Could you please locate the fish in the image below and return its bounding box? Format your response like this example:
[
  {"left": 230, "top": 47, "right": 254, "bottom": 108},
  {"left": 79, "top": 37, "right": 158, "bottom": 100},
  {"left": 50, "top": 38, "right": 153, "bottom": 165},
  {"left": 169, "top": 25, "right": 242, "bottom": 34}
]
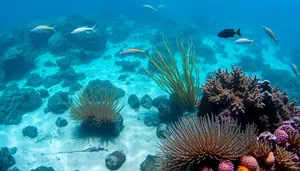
[
  {"left": 31, "top": 25, "right": 56, "bottom": 32},
  {"left": 157, "top": 5, "right": 166, "bottom": 9},
  {"left": 262, "top": 26, "right": 279, "bottom": 44},
  {"left": 119, "top": 48, "right": 148, "bottom": 55},
  {"left": 291, "top": 63, "right": 300, "bottom": 76},
  {"left": 142, "top": 5, "right": 157, "bottom": 12},
  {"left": 71, "top": 25, "right": 96, "bottom": 34},
  {"left": 217, "top": 28, "right": 241, "bottom": 38},
  {"left": 234, "top": 38, "right": 255, "bottom": 44}
]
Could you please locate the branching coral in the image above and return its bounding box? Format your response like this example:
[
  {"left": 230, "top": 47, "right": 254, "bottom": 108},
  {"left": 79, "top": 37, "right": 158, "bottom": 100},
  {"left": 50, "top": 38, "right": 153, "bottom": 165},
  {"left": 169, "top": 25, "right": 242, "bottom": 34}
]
[
  {"left": 70, "top": 86, "right": 125, "bottom": 127},
  {"left": 143, "top": 35, "right": 201, "bottom": 112},
  {"left": 155, "top": 114, "right": 257, "bottom": 171},
  {"left": 197, "top": 65, "right": 297, "bottom": 133}
]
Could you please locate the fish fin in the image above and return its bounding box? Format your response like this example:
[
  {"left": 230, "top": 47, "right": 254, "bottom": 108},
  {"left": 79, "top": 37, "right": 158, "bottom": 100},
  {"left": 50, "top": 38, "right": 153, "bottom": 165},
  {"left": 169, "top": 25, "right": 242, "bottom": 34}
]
[
  {"left": 52, "top": 25, "right": 57, "bottom": 32},
  {"left": 86, "top": 31, "right": 90, "bottom": 34},
  {"left": 91, "top": 24, "right": 96, "bottom": 32},
  {"left": 236, "top": 28, "right": 242, "bottom": 36},
  {"left": 144, "top": 48, "right": 151, "bottom": 57}
]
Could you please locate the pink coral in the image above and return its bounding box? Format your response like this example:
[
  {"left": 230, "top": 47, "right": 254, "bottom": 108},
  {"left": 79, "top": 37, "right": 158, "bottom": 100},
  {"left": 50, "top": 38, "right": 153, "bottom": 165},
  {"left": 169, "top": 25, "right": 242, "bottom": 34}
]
[
  {"left": 274, "top": 129, "right": 289, "bottom": 146},
  {"left": 199, "top": 167, "right": 214, "bottom": 171},
  {"left": 218, "top": 160, "right": 234, "bottom": 171},
  {"left": 239, "top": 155, "right": 259, "bottom": 171}
]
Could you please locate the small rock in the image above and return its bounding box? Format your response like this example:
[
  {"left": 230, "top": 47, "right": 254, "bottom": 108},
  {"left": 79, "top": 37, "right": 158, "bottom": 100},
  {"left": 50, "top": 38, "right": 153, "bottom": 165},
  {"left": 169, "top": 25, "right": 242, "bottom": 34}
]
[
  {"left": 141, "top": 94, "right": 152, "bottom": 109},
  {"left": 128, "top": 94, "right": 140, "bottom": 109},
  {"left": 0, "top": 147, "right": 16, "bottom": 170},
  {"left": 38, "top": 89, "right": 49, "bottom": 98},
  {"left": 152, "top": 95, "right": 169, "bottom": 108},
  {"left": 144, "top": 115, "right": 161, "bottom": 127},
  {"left": 55, "top": 117, "right": 68, "bottom": 127},
  {"left": 22, "top": 126, "right": 38, "bottom": 139},
  {"left": 105, "top": 151, "right": 126, "bottom": 170},
  {"left": 9, "top": 147, "right": 17, "bottom": 154},
  {"left": 26, "top": 73, "right": 43, "bottom": 87},
  {"left": 45, "top": 91, "right": 70, "bottom": 114},
  {"left": 140, "top": 155, "right": 158, "bottom": 171}
]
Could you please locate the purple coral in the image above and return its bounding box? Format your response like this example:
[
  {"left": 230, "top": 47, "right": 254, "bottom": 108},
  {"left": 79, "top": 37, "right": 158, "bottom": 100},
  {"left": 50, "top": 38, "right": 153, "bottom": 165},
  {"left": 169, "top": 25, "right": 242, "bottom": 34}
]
[
  {"left": 274, "top": 129, "right": 289, "bottom": 146},
  {"left": 197, "top": 66, "right": 297, "bottom": 133},
  {"left": 218, "top": 160, "right": 234, "bottom": 171}
]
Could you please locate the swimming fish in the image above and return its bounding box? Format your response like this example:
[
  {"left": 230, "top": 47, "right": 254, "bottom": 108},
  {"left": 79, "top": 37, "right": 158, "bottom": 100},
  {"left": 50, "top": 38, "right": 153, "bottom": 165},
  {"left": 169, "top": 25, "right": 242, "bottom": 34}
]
[
  {"left": 119, "top": 48, "right": 147, "bottom": 55},
  {"left": 31, "top": 25, "right": 56, "bottom": 32},
  {"left": 234, "top": 38, "right": 255, "bottom": 44},
  {"left": 157, "top": 5, "right": 166, "bottom": 9},
  {"left": 142, "top": 5, "right": 157, "bottom": 12},
  {"left": 262, "top": 26, "right": 279, "bottom": 44},
  {"left": 217, "top": 28, "right": 241, "bottom": 38},
  {"left": 71, "top": 25, "right": 96, "bottom": 34},
  {"left": 291, "top": 63, "right": 300, "bottom": 76}
]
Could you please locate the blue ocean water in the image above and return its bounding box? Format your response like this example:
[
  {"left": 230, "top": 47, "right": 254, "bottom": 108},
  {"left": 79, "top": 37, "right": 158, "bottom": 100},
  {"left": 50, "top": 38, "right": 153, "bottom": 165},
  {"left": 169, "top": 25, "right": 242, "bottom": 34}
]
[{"left": 0, "top": 0, "right": 300, "bottom": 170}]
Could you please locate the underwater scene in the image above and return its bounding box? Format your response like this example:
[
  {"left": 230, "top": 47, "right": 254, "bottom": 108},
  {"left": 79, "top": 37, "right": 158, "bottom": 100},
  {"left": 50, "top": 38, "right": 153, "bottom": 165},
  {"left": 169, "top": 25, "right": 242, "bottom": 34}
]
[{"left": 0, "top": 0, "right": 300, "bottom": 171}]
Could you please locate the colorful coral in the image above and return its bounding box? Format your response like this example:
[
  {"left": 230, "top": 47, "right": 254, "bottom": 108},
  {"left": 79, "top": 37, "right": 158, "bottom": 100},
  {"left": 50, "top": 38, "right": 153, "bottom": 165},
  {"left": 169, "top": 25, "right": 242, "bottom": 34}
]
[
  {"left": 217, "top": 160, "right": 234, "bottom": 171},
  {"left": 155, "top": 114, "right": 257, "bottom": 171},
  {"left": 197, "top": 66, "right": 297, "bottom": 133},
  {"left": 239, "top": 155, "right": 259, "bottom": 171}
]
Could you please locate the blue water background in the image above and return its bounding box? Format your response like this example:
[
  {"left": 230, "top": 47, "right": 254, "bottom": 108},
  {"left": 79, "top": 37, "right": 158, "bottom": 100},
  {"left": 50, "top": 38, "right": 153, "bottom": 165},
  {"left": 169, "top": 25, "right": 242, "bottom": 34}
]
[{"left": 0, "top": 0, "right": 299, "bottom": 52}]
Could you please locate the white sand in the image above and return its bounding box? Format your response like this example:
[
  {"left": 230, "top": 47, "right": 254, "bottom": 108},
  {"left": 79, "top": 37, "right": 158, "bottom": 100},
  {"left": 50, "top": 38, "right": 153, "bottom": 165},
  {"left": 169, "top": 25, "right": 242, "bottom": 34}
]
[{"left": 0, "top": 30, "right": 293, "bottom": 171}]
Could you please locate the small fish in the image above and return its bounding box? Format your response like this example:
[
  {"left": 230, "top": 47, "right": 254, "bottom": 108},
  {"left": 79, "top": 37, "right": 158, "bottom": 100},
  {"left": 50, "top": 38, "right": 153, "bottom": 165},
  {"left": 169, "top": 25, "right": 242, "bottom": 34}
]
[
  {"left": 234, "top": 38, "right": 255, "bottom": 44},
  {"left": 291, "top": 63, "right": 300, "bottom": 76},
  {"left": 71, "top": 25, "right": 96, "bottom": 34},
  {"left": 31, "top": 25, "right": 56, "bottom": 32},
  {"left": 157, "top": 5, "right": 166, "bottom": 9},
  {"left": 142, "top": 5, "right": 157, "bottom": 12},
  {"left": 119, "top": 48, "right": 147, "bottom": 55},
  {"left": 217, "top": 28, "right": 241, "bottom": 38},
  {"left": 262, "top": 26, "right": 279, "bottom": 44}
]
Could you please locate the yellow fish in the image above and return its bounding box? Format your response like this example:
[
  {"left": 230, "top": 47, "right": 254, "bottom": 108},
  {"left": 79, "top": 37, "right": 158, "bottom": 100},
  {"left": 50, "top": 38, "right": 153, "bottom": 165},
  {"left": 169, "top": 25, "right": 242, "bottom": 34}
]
[{"left": 31, "top": 25, "right": 56, "bottom": 32}]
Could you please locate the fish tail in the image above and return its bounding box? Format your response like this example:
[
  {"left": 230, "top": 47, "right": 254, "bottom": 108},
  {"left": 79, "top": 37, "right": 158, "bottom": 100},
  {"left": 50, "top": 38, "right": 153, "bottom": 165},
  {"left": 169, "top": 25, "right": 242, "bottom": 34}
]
[
  {"left": 52, "top": 25, "right": 57, "bottom": 32},
  {"left": 144, "top": 48, "right": 151, "bottom": 57},
  {"left": 91, "top": 24, "right": 96, "bottom": 32},
  {"left": 236, "top": 28, "right": 242, "bottom": 36}
]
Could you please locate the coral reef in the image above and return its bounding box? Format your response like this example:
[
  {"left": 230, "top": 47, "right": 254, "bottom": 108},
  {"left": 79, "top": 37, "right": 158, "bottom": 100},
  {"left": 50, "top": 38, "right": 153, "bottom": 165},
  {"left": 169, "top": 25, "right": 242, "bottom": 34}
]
[
  {"left": 197, "top": 66, "right": 297, "bottom": 133},
  {"left": 155, "top": 114, "right": 257, "bottom": 171}
]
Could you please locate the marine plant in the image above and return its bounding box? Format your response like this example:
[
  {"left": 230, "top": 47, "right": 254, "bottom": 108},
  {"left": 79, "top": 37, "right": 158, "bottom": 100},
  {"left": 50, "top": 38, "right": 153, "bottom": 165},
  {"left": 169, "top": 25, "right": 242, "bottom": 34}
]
[
  {"left": 70, "top": 86, "right": 125, "bottom": 127},
  {"left": 155, "top": 114, "right": 257, "bottom": 171},
  {"left": 143, "top": 35, "right": 200, "bottom": 112}
]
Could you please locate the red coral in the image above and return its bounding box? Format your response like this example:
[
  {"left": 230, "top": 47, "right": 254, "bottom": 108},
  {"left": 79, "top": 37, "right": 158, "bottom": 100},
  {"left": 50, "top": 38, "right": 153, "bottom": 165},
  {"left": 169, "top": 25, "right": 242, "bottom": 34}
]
[{"left": 197, "top": 66, "right": 297, "bottom": 133}]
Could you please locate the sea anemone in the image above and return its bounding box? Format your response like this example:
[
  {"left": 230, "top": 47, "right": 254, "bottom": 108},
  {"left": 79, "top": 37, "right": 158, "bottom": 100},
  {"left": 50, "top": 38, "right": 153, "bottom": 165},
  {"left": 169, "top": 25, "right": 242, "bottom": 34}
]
[
  {"left": 239, "top": 155, "right": 259, "bottom": 171},
  {"left": 287, "top": 131, "right": 300, "bottom": 155},
  {"left": 70, "top": 86, "right": 125, "bottom": 127},
  {"left": 156, "top": 114, "right": 257, "bottom": 171},
  {"left": 274, "top": 145, "right": 300, "bottom": 170},
  {"left": 265, "top": 152, "right": 275, "bottom": 167},
  {"left": 251, "top": 139, "right": 272, "bottom": 159}
]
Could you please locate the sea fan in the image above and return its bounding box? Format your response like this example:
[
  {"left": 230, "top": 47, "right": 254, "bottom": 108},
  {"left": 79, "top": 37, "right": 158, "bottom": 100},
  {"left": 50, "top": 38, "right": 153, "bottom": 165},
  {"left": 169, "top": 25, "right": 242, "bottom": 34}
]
[{"left": 156, "top": 114, "right": 257, "bottom": 171}]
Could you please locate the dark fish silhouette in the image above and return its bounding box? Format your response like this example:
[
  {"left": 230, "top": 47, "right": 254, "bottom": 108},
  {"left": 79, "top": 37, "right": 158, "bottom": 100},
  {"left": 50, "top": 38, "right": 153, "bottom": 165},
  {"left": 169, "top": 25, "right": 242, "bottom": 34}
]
[{"left": 217, "top": 28, "right": 241, "bottom": 38}]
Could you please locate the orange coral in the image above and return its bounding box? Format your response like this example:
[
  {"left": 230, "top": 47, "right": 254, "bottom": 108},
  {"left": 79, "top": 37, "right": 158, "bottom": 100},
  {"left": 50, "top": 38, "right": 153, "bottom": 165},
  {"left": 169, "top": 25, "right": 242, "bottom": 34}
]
[{"left": 236, "top": 166, "right": 249, "bottom": 171}]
